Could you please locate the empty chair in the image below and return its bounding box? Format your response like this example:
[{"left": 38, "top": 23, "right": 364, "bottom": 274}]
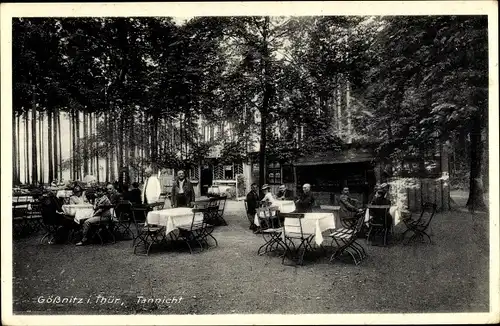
[
  {"left": 281, "top": 212, "right": 315, "bottom": 266},
  {"left": 402, "top": 202, "right": 437, "bottom": 245},
  {"left": 256, "top": 207, "right": 284, "bottom": 256},
  {"left": 366, "top": 205, "right": 392, "bottom": 246},
  {"left": 330, "top": 214, "right": 367, "bottom": 265}
]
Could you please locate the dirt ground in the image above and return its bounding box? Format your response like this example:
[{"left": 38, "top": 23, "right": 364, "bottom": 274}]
[{"left": 12, "top": 198, "right": 489, "bottom": 315}]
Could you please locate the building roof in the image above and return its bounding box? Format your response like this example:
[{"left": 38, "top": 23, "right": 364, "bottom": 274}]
[{"left": 294, "top": 148, "right": 375, "bottom": 166}]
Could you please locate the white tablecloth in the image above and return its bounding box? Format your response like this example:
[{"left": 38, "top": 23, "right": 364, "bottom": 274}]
[
  {"left": 62, "top": 204, "right": 94, "bottom": 224},
  {"left": 283, "top": 212, "right": 337, "bottom": 246},
  {"left": 364, "top": 206, "right": 401, "bottom": 226},
  {"left": 146, "top": 207, "right": 203, "bottom": 235},
  {"left": 254, "top": 200, "right": 296, "bottom": 227},
  {"left": 57, "top": 190, "right": 73, "bottom": 198},
  {"left": 208, "top": 185, "right": 233, "bottom": 196}
]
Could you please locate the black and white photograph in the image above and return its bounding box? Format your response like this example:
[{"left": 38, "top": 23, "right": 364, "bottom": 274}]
[{"left": 1, "top": 1, "right": 498, "bottom": 325}]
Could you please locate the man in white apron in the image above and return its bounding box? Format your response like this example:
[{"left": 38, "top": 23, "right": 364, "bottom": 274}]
[{"left": 142, "top": 167, "right": 162, "bottom": 204}]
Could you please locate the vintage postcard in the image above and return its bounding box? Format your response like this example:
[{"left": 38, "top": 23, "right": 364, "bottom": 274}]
[{"left": 1, "top": 1, "right": 499, "bottom": 325}]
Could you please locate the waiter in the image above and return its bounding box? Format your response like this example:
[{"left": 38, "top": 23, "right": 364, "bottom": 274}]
[
  {"left": 171, "top": 170, "right": 195, "bottom": 208},
  {"left": 142, "top": 167, "right": 162, "bottom": 204}
]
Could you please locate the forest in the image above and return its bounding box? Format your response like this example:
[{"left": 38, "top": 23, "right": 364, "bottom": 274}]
[{"left": 12, "top": 16, "right": 489, "bottom": 210}]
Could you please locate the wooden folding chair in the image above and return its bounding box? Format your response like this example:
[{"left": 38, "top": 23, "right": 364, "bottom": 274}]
[
  {"left": 366, "top": 205, "right": 392, "bottom": 246},
  {"left": 113, "top": 200, "right": 134, "bottom": 240},
  {"left": 281, "top": 212, "right": 315, "bottom": 266},
  {"left": 402, "top": 202, "right": 437, "bottom": 245},
  {"left": 178, "top": 208, "right": 207, "bottom": 254},
  {"left": 256, "top": 207, "right": 285, "bottom": 256},
  {"left": 131, "top": 205, "right": 166, "bottom": 255},
  {"left": 330, "top": 214, "right": 367, "bottom": 265}
]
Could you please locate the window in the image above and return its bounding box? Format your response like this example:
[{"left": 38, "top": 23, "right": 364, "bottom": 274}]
[
  {"left": 267, "top": 162, "right": 281, "bottom": 185},
  {"left": 224, "top": 165, "right": 234, "bottom": 180}
]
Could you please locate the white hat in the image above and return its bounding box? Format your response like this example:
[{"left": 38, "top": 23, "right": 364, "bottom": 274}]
[{"left": 261, "top": 184, "right": 270, "bottom": 190}]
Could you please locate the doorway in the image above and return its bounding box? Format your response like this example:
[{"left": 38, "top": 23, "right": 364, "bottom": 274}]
[{"left": 200, "top": 165, "right": 213, "bottom": 196}]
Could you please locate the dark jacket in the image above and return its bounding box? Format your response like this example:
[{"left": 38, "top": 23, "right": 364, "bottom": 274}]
[
  {"left": 295, "top": 192, "right": 315, "bottom": 213},
  {"left": 125, "top": 188, "right": 142, "bottom": 205},
  {"left": 276, "top": 189, "right": 293, "bottom": 200},
  {"left": 107, "top": 191, "right": 121, "bottom": 206},
  {"left": 339, "top": 194, "right": 360, "bottom": 218},
  {"left": 246, "top": 190, "right": 259, "bottom": 215},
  {"left": 369, "top": 196, "right": 391, "bottom": 224},
  {"left": 171, "top": 178, "right": 195, "bottom": 207}
]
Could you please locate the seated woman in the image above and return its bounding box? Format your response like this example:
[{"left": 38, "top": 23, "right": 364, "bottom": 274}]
[
  {"left": 260, "top": 184, "right": 278, "bottom": 207},
  {"left": 69, "top": 184, "right": 88, "bottom": 205},
  {"left": 75, "top": 188, "right": 113, "bottom": 246}
]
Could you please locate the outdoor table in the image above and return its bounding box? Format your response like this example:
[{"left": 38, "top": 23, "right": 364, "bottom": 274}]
[
  {"left": 62, "top": 204, "right": 94, "bottom": 224},
  {"left": 283, "top": 212, "right": 337, "bottom": 246},
  {"left": 364, "top": 206, "right": 401, "bottom": 226},
  {"left": 254, "top": 200, "right": 296, "bottom": 227},
  {"left": 146, "top": 207, "right": 203, "bottom": 236},
  {"left": 57, "top": 190, "right": 73, "bottom": 198}
]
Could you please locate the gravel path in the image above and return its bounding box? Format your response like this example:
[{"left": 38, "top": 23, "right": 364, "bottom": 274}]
[{"left": 12, "top": 201, "right": 489, "bottom": 314}]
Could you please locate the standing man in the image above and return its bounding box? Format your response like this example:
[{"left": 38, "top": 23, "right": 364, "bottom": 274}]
[
  {"left": 295, "top": 183, "right": 315, "bottom": 213},
  {"left": 171, "top": 170, "right": 195, "bottom": 208},
  {"left": 245, "top": 183, "right": 259, "bottom": 230},
  {"left": 142, "top": 167, "right": 162, "bottom": 204}
]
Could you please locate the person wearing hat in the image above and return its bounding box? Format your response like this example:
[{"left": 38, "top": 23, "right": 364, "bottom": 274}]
[
  {"left": 260, "top": 184, "right": 277, "bottom": 206},
  {"left": 295, "top": 183, "right": 315, "bottom": 213}
]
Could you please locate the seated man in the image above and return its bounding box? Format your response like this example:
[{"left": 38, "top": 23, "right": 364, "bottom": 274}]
[
  {"left": 295, "top": 183, "right": 315, "bottom": 213},
  {"left": 76, "top": 188, "right": 113, "bottom": 246},
  {"left": 41, "top": 192, "right": 75, "bottom": 244},
  {"left": 339, "top": 187, "right": 364, "bottom": 222},
  {"left": 245, "top": 183, "right": 259, "bottom": 230},
  {"left": 105, "top": 183, "right": 121, "bottom": 206},
  {"left": 125, "top": 182, "right": 142, "bottom": 205},
  {"left": 276, "top": 184, "right": 292, "bottom": 200}
]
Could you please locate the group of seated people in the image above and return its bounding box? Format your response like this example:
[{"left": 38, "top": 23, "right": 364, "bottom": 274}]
[
  {"left": 245, "top": 183, "right": 317, "bottom": 231},
  {"left": 41, "top": 182, "right": 145, "bottom": 245},
  {"left": 245, "top": 182, "right": 392, "bottom": 231}
]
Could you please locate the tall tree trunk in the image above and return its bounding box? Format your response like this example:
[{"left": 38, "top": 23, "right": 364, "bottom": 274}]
[
  {"left": 16, "top": 114, "right": 21, "bottom": 184},
  {"left": 39, "top": 111, "right": 44, "bottom": 185},
  {"left": 53, "top": 110, "right": 58, "bottom": 181},
  {"left": 109, "top": 114, "right": 116, "bottom": 182},
  {"left": 258, "top": 17, "right": 271, "bottom": 190},
  {"left": 76, "top": 111, "right": 81, "bottom": 180},
  {"left": 83, "top": 111, "right": 89, "bottom": 175},
  {"left": 89, "top": 112, "right": 94, "bottom": 175},
  {"left": 13, "top": 113, "right": 18, "bottom": 185},
  {"left": 105, "top": 112, "right": 110, "bottom": 182},
  {"left": 47, "top": 110, "right": 53, "bottom": 183},
  {"left": 118, "top": 111, "right": 124, "bottom": 171},
  {"left": 57, "top": 112, "right": 62, "bottom": 181},
  {"left": 70, "top": 111, "right": 75, "bottom": 180},
  {"left": 466, "top": 114, "right": 487, "bottom": 211},
  {"left": 31, "top": 89, "right": 38, "bottom": 185},
  {"left": 25, "top": 111, "right": 30, "bottom": 184}
]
